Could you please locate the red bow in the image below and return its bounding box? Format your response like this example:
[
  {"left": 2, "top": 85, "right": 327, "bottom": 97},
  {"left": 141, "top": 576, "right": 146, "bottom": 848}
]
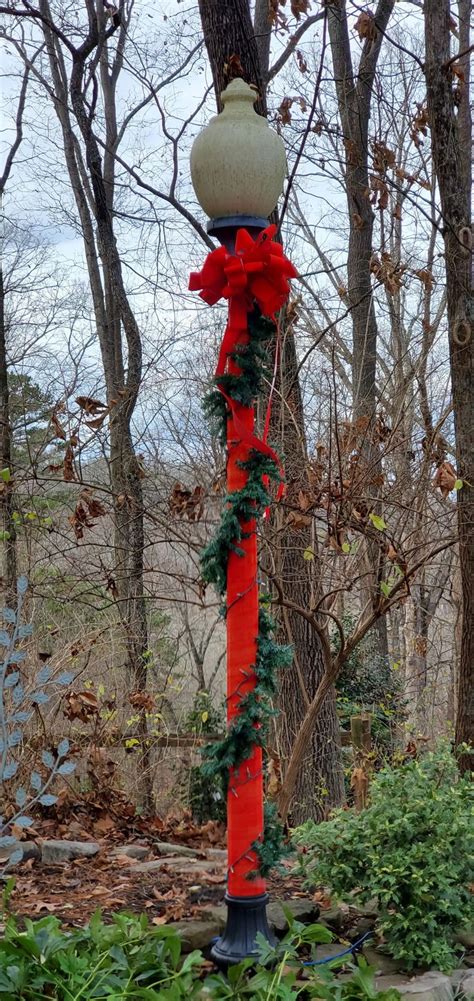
[{"left": 189, "top": 225, "right": 297, "bottom": 331}]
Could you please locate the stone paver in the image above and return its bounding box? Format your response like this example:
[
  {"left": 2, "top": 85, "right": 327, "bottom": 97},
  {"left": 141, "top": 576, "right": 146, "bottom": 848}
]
[{"left": 41, "top": 840, "right": 100, "bottom": 863}]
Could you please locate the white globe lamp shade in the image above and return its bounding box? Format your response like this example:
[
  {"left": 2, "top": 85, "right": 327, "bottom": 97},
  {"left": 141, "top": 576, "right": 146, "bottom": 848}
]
[{"left": 190, "top": 79, "right": 287, "bottom": 239}]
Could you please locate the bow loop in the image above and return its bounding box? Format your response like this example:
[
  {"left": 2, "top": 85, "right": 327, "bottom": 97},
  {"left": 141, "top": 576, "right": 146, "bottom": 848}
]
[{"left": 188, "top": 225, "right": 297, "bottom": 321}]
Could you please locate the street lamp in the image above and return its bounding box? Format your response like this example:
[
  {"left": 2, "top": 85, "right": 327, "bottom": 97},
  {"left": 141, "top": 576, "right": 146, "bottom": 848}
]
[{"left": 189, "top": 78, "right": 295, "bottom": 968}]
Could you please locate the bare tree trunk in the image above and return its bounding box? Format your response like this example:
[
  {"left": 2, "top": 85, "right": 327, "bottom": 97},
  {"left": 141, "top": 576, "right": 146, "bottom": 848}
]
[
  {"left": 0, "top": 263, "right": 17, "bottom": 606},
  {"left": 424, "top": 0, "right": 473, "bottom": 773},
  {"left": 327, "top": 0, "right": 394, "bottom": 663},
  {"left": 197, "top": 0, "right": 345, "bottom": 820},
  {"left": 37, "top": 0, "right": 154, "bottom": 810}
]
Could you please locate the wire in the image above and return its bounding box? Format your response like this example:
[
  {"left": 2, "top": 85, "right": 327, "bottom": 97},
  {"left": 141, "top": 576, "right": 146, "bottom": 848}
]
[{"left": 302, "top": 930, "right": 374, "bottom": 967}]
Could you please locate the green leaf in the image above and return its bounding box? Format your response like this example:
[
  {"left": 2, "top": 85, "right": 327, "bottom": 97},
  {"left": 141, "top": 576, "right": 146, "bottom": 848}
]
[
  {"left": 369, "top": 512, "right": 387, "bottom": 531},
  {"left": 0, "top": 468, "right": 11, "bottom": 483},
  {"left": 454, "top": 479, "right": 463, "bottom": 491},
  {"left": 341, "top": 542, "right": 351, "bottom": 553},
  {"left": 303, "top": 546, "right": 315, "bottom": 561}
]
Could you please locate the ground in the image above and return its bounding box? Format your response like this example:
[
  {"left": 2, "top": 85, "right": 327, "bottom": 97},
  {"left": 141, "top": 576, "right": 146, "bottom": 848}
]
[{"left": 4, "top": 809, "right": 308, "bottom": 928}]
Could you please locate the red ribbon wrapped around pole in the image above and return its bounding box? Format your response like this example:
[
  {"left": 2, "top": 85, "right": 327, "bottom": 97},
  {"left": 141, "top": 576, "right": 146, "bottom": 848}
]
[{"left": 189, "top": 226, "right": 296, "bottom": 898}]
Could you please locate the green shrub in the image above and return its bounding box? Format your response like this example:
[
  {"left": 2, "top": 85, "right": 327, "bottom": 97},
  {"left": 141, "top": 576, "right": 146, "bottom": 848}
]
[
  {"left": 293, "top": 744, "right": 473, "bottom": 972},
  {"left": 0, "top": 898, "right": 401, "bottom": 1000},
  {"left": 182, "top": 691, "right": 226, "bottom": 823}
]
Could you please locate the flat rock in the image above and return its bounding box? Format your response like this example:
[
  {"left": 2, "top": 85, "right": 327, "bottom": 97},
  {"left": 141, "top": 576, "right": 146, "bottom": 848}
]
[
  {"left": 0, "top": 841, "right": 40, "bottom": 863},
  {"left": 363, "top": 945, "right": 404, "bottom": 975},
  {"left": 450, "top": 970, "right": 473, "bottom": 991},
  {"left": 173, "top": 860, "right": 223, "bottom": 874},
  {"left": 458, "top": 973, "right": 474, "bottom": 998},
  {"left": 457, "top": 930, "right": 474, "bottom": 951},
  {"left": 173, "top": 919, "right": 222, "bottom": 951},
  {"left": 347, "top": 917, "right": 374, "bottom": 940},
  {"left": 41, "top": 840, "right": 100, "bottom": 863},
  {"left": 110, "top": 844, "right": 149, "bottom": 860},
  {"left": 376, "top": 975, "right": 416, "bottom": 993},
  {"left": 153, "top": 841, "right": 199, "bottom": 858},
  {"left": 319, "top": 906, "right": 345, "bottom": 930},
  {"left": 396, "top": 971, "right": 453, "bottom": 1001},
  {"left": 313, "top": 943, "right": 349, "bottom": 964},
  {"left": 352, "top": 898, "right": 379, "bottom": 918},
  {"left": 205, "top": 848, "right": 227, "bottom": 860},
  {"left": 196, "top": 906, "right": 227, "bottom": 931},
  {"left": 130, "top": 856, "right": 183, "bottom": 872},
  {"left": 267, "top": 898, "right": 320, "bottom": 934}
]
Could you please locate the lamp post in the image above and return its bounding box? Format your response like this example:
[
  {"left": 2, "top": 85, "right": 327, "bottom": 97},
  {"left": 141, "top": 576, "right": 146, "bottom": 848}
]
[{"left": 189, "top": 79, "right": 291, "bottom": 967}]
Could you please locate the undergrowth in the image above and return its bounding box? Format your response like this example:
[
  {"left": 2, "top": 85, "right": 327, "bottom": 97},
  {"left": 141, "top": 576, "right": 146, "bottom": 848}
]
[{"left": 0, "top": 890, "right": 402, "bottom": 1001}]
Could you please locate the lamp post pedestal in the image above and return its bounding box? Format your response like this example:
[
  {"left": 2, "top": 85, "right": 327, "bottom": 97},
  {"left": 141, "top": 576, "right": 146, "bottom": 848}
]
[{"left": 211, "top": 893, "right": 275, "bottom": 968}]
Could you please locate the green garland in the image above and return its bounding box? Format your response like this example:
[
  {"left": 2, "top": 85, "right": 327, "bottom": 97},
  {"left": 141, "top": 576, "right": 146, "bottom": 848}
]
[{"left": 201, "top": 309, "right": 292, "bottom": 879}]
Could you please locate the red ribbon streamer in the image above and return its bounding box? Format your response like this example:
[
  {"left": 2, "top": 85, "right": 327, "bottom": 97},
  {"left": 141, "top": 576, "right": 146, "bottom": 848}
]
[{"left": 189, "top": 225, "right": 297, "bottom": 485}]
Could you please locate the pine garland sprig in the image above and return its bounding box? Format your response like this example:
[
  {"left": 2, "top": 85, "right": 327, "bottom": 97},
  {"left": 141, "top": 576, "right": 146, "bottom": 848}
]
[
  {"left": 251, "top": 801, "right": 292, "bottom": 878},
  {"left": 200, "top": 451, "right": 280, "bottom": 595},
  {"left": 201, "top": 310, "right": 276, "bottom": 444}
]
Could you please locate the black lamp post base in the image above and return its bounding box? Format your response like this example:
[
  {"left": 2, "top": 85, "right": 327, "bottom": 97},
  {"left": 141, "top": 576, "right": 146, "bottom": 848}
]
[{"left": 211, "top": 893, "right": 276, "bottom": 969}]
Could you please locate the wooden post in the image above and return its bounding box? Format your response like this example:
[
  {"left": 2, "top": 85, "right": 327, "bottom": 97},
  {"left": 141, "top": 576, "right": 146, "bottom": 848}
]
[{"left": 350, "top": 713, "right": 372, "bottom": 812}]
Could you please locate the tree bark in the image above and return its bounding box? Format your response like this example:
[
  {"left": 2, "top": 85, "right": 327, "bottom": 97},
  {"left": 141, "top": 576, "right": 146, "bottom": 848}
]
[
  {"left": 0, "top": 263, "right": 17, "bottom": 607},
  {"left": 38, "top": 0, "right": 154, "bottom": 809},
  {"left": 327, "top": 0, "right": 394, "bottom": 664},
  {"left": 424, "top": 0, "right": 473, "bottom": 772},
  {"left": 197, "top": 0, "right": 345, "bottom": 820}
]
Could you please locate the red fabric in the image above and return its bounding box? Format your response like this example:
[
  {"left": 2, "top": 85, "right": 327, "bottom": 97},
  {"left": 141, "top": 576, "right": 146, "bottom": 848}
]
[
  {"left": 189, "top": 228, "right": 296, "bottom": 897},
  {"left": 225, "top": 394, "right": 264, "bottom": 895}
]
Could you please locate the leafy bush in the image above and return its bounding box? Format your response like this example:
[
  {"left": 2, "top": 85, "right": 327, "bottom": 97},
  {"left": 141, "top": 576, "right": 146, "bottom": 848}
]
[
  {"left": 183, "top": 691, "right": 226, "bottom": 823},
  {"left": 334, "top": 619, "right": 405, "bottom": 756},
  {"left": 0, "top": 904, "right": 203, "bottom": 999},
  {"left": 293, "top": 744, "right": 473, "bottom": 972},
  {"left": 0, "top": 898, "right": 401, "bottom": 1001}
]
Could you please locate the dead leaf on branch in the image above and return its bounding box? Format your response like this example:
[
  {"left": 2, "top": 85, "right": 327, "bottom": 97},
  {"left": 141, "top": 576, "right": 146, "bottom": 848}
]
[
  {"left": 266, "top": 755, "right": 282, "bottom": 798},
  {"left": 129, "top": 690, "right": 155, "bottom": 712},
  {"left": 410, "top": 104, "right": 429, "bottom": 148},
  {"left": 69, "top": 491, "right": 106, "bottom": 539},
  {"left": 433, "top": 460, "right": 457, "bottom": 498},
  {"left": 296, "top": 48, "right": 308, "bottom": 73},
  {"left": 370, "top": 174, "right": 389, "bottom": 210},
  {"left": 354, "top": 11, "right": 377, "bottom": 42},
  {"left": 51, "top": 409, "right": 67, "bottom": 441},
  {"left": 372, "top": 141, "right": 396, "bottom": 173},
  {"left": 413, "top": 268, "right": 434, "bottom": 291},
  {"left": 286, "top": 510, "right": 312, "bottom": 529},
  {"left": 63, "top": 445, "right": 76, "bottom": 483},
  {"left": 278, "top": 96, "right": 293, "bottom": 126},
  {"left": 268, "top": 0, "right": 288, "bottom": 29},
  {"left": 76, "top": 396, "right": 107, "bottom": 416},
  {"left": 291, "top": 0, "right": 310, "bottom": 20},
  {"left": 169, "top": 483, "right": 204, "bottom": 522},
  {"left": 223, "top": 53, "right": 245, "bottom": 83},
  {"left": 64, "top": 690, "right": 100, "bottom": 722}
]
